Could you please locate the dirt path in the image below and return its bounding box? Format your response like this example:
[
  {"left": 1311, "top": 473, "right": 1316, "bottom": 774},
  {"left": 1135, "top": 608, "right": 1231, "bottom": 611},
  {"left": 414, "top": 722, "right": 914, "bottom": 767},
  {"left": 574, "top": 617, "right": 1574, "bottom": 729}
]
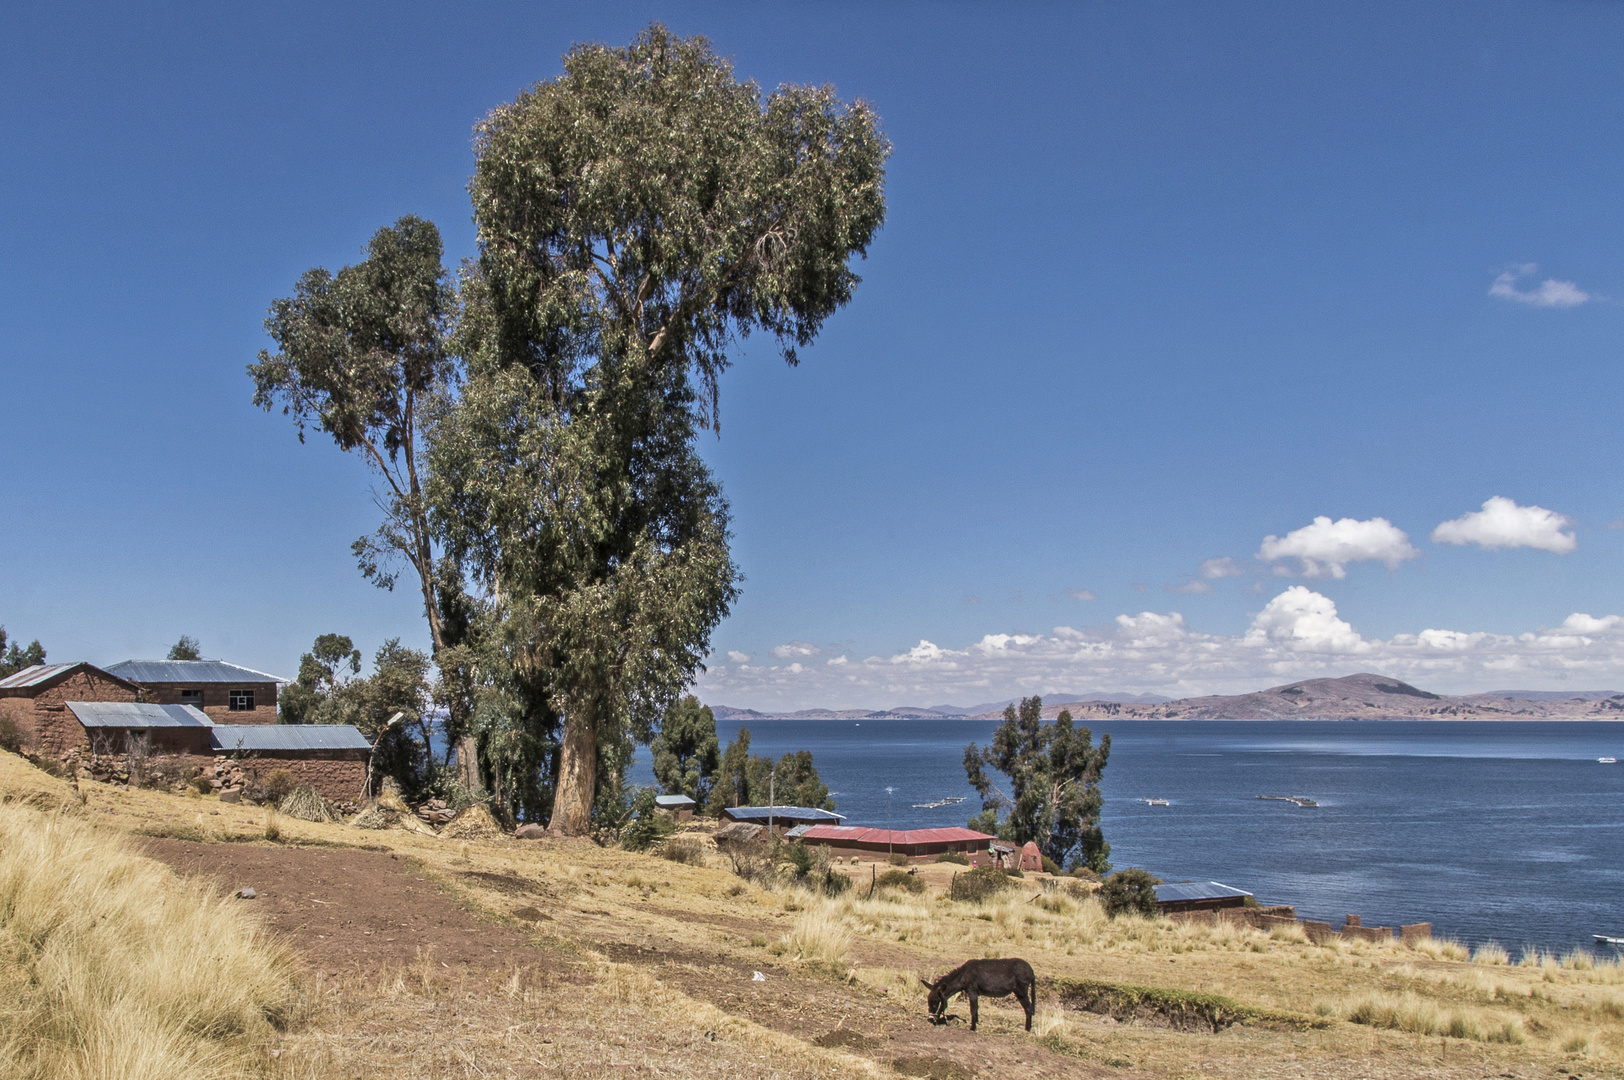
[{"left": 140, "top": 839, "right": 553, "bottom": 974}]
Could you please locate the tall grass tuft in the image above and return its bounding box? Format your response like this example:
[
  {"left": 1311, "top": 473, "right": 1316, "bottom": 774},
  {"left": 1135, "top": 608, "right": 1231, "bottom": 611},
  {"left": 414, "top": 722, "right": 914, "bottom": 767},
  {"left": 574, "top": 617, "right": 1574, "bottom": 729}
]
[
  {"left": 0, "top": 803, "right": 305, "bottom": 1080},
  {"left": 1472, "top": 941, "right": 1510, "bottom": 966},
  {"left": 780, "top": 906, "right": 852, "bottom": 968}
]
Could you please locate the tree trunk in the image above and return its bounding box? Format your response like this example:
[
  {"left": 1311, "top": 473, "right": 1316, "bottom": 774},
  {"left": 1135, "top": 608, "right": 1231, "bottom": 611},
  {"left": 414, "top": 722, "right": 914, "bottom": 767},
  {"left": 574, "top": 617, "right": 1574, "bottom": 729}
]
[
  {"left": 548, "top": 701, "right": 597, "bottom": 835},
  {"left": 456, "top": 734, "right": 480, "bottom": 791}
]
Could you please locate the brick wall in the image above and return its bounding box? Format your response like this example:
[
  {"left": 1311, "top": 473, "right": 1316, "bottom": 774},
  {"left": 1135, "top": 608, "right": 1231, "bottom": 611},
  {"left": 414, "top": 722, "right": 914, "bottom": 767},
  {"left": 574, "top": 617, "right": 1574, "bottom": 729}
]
[
  {"left": 232, "top": 753, "right": 368, "bottom": 803},
  {"left": 141, "top": 681, "right": 279, "bottom": 725}
]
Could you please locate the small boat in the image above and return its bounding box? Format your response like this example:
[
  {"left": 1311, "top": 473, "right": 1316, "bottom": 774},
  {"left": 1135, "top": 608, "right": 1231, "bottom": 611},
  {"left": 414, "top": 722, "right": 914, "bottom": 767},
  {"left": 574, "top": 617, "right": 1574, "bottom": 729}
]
[
  {"left": 1257, "top": 794, "right": 1319, "bottom": 808},
  {"left": 1139, "top": 798, "right": 1170, "bottom": 806},
  {"left": 1600, "top": 757, "right": 1617, "bottom": 764},
  {"left": 911, "top": 796, "right": 968, "bottom": 809},
  {"left": 1595, "top": 935, "right": 1624, "bottom": 950}
]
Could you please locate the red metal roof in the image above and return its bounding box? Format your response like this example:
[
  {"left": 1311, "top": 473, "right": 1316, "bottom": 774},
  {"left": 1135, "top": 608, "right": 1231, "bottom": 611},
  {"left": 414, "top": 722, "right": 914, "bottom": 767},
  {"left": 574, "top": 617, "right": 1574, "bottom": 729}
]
[{"left": 797, "top": 825, "right": 994, "bottom": 846}]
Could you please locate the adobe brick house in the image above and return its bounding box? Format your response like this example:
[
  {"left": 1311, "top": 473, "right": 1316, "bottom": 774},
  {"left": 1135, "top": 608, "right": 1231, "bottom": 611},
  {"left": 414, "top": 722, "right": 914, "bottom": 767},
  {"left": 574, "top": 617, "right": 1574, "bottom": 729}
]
[
  {"left": 106, "top": 659, "right": 283, "bottom": 725},
  {"left": 210, "top": 724, "right": 372, "bottom": 803},
  {"left": 0, "top": 663, "right": 141, "bottom": 756},
  {"left": 65, "top": 701, "right": 213, "bottom": 756}
]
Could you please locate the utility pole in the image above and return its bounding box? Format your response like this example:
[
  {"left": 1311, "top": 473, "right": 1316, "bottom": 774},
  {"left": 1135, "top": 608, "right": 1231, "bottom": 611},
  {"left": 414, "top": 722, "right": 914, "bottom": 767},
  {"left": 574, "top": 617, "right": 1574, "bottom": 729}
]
[
  {"left": 769, "top": 767, "right": 775, "bottom": 841},
  {"left": 885, "top": 786, "right": 895, "bottom": 861}
]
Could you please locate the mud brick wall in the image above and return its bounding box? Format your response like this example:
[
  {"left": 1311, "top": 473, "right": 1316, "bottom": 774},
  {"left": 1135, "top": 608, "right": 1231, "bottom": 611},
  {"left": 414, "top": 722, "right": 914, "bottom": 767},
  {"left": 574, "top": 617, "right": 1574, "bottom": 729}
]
[
  {"left": 1341, "top": 923, "right": 1395, "bottom": 944},
  {"left": 1302, "top": 920, "right": 1341, "bottom": 944},
  {"left": 0, "top": 669, "right": 140, "bottom": 757},
  {"left": 1400, "top": 922, "right": 1432, "bottom": 946},
  {"left": 141, "top": 682, "right": 279, "bottom": 725},
  {"left": 232, "top": 753, "right": 367, "bottom": 803}
]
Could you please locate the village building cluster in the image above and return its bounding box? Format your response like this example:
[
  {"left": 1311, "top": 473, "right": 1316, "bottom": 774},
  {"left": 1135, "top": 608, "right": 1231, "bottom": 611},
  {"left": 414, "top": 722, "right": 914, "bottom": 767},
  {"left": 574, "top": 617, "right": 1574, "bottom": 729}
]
[{"left": 0, "top": 658, "right": 370, "bottom": 803}]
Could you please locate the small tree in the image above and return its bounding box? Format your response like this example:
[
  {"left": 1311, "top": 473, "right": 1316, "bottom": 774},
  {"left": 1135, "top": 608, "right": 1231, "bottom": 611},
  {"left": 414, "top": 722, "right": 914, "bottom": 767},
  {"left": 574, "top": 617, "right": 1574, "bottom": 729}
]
[
  {"left": 964, "top": 696, "right": 1112, "bottom": 873},
  {"left": 651, "top": 696, "right": 720, "bottom": 804},
  {"left": 620, "top": 788, "right": 676, "bottom": 852},
  {"left": 166, "top": 636, "right": 202, "bottom": 661},
  {"left": 278, "top": 634, "right": 362, "bottom": 725},
  {"left": 0, "top": 627, "right": 45, "bottom": 678},
  {"left": 1099, "top": 868, "right": 1162, "bottom": 918},
  {"left": 706, "top": 727, "right": 756, "bottom": 815}
]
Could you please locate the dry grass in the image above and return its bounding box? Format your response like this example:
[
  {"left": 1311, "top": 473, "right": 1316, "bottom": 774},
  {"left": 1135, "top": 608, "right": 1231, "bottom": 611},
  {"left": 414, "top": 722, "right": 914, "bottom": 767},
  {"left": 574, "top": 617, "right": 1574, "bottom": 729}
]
[
  {"left": 0, "top": 802, "right": 305, "bottom": 1080},
  {"left": 1329, "top": 990, "right": 1526, "bottom": 1044}
]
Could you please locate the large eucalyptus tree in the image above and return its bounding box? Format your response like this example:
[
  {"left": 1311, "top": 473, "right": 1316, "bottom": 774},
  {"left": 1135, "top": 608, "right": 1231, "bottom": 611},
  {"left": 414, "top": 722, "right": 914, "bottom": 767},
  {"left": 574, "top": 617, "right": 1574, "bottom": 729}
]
[{"left": 442, "top": 25, "right": 888, "bottom": 834}]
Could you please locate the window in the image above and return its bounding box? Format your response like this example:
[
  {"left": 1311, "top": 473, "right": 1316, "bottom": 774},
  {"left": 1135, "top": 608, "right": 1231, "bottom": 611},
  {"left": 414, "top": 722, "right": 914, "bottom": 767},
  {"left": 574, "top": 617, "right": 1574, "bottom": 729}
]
[
  {"left": 180, "top": 689, "right": 203, "bottom": 707},
  {"left": 228, "top": 689, "right": 254, "bottom": 711}
]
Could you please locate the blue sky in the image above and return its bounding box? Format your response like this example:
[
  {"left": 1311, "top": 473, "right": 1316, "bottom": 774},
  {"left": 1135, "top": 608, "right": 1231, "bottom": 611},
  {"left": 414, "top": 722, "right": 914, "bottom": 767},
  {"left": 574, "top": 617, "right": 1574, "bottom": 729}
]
[{"left": 4, "top": 3, "right": 1624, "bottom": 709}]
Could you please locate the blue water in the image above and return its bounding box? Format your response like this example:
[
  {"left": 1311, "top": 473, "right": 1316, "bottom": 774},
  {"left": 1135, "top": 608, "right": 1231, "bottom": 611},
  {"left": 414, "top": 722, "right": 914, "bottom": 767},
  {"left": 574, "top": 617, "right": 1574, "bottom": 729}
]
[{"left": 630, "top": 719, "right": 1624, "bottom": 953}]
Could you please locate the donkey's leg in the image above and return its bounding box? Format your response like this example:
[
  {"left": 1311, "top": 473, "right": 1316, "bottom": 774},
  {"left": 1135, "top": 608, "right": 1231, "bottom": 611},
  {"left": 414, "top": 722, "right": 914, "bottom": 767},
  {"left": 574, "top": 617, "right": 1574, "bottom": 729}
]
[
  {"left": 1016, "top": 983, "right": 1034, "bottom": 1030},
  {"left": 968, "top": 991, "right": 979, "bottom": 1031}
]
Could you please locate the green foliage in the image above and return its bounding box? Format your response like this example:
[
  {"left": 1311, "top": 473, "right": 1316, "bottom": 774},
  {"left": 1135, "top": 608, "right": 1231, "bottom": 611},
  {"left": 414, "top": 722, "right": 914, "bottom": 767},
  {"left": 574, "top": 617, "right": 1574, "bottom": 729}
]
[
  {"left": 1099, "top": 867, "right": 1162, "bottom": 918},
  {"left": 887, "top": 852, "right": 909, "bottom": 867},
  {"left": 966, "top": 806, "right": 1003, "bottom": 837},
  {"left": 875, "top": 869, "right": 926, "bottom": 894},
  {"left": 0, "top": 714, "right": 22, "bottom": 754},
  {"left": 702, "top": 728, "right": 834, "bottom": 815},
  {"left": 0, "top": 627, "right": 45, "bottom": 678},
  {"left": 948, "top": 867, "right": 1015, "bottom": 904},
  {"left": 620, "top": 788, "right": 676, "bottom": 852},
  {"left": 782, "top": 841, "right": 814, "bottom": 876},
  {"left": 934, "top": 852, "right": 970, "bottom": 865},
  {"left": 1048, "top": 978, "right": 1327, "bottom": 1033},
  {"left": 651, "top": 696, "right": 720, "bottom": 803},
  {"left": 964, "top": 696, "right": 1112, "bottom": 873},
  {"left": 432, "top": 24, "right": 886, "bottom": 834},
  {"left": 259, "top": 769, "right": 296, "bottom": 805},
  {"left": 1042, "top": 855, "right": 1062, "bottom": 876},
  {"left": 166, "top": 636, "right": 202, "bottom": 661}
]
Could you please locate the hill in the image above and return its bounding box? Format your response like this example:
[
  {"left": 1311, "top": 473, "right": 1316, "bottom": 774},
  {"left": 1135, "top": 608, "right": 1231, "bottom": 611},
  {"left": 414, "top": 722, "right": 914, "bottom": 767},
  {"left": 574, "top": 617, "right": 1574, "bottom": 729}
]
[{"left": 980, "top": 672, "right": 1624, "bottom": 720}]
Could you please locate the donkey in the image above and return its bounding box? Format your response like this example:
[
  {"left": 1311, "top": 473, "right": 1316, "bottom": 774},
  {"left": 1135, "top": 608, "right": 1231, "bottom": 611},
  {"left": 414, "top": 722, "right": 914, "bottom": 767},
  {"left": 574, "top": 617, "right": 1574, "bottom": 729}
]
[{"left": 921, "top": 958, "right": 1036, "bottom": 1031}]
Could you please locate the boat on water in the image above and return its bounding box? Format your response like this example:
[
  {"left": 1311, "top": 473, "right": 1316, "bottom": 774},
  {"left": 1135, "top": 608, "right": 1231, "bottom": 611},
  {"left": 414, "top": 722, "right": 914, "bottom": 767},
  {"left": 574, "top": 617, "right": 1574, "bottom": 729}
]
[
  {"left": 1257, "top": 794, "right": 1319, "bottom": 808},
  {"left": 1139, "top": 797, "right": 1170, "bottom": 806},
  {"left": 1600, "top": 757, "right": 1617, "bottom": 764},
  {"left": 1595, "top": 935, "right": 1624, "bottom": 950}
]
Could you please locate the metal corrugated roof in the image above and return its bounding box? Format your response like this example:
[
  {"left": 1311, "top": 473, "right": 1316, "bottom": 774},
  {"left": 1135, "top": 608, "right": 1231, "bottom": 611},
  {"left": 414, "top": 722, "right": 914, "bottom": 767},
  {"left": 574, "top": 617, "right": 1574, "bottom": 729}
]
[
  {"left": 797, "top": 825, "right": 993, "bottom": 845},
  {"left": 1153, "top": 881, "right": 1253, "bottom": 904},
  {"left": 66, "top": 702, "right": 212, "bottom": 728},
  {"left": 655, "top": 794, "right": 695, "bottom": 807},
  {"left": 722, "top": 805, "right": 845, "bottom": 823},
  {"left": 106, "top": 659, "right": 287, "bottom": 684},
  {"left": 0, "top": 663, "right": 80, "bottom": 689},
  {"left": 209, "top": 724, "right": 371, "bottom": 752}
]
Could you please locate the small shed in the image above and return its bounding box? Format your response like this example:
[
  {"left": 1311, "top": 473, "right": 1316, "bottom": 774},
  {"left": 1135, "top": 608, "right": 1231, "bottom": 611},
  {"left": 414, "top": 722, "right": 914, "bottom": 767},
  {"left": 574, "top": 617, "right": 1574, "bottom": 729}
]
[
  {"left": 714, "top": 821, "right": 770, "bottom": 845},
  {"left": 1017, "top": 841, "right": 1045, "bottom": 872},
  {"left": 65, "top": 701, "right": 213, "bottom": 755},
  {"left": 655, "top": 794, "right": 696, "bottom": 821},
  {"left": 721, "top": 805, "right": 845, "bottom": 829},
  {"left": 0, "top": 663, "right": 141, "bottom": 755},
  {"left": 210, "top": 724, "right": 372, "bottom": 803},
  {"left": 1153, "top": 881, "right": 1254, "bottom": 914}
]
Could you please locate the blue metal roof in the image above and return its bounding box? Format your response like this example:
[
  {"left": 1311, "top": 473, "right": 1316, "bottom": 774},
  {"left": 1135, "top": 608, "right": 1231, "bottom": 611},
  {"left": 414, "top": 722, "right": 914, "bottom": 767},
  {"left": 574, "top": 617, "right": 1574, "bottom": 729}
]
[
  {"left": 209, "top": 724, "right": 371, "bottom": 753},
  {"left": 1153, "top": 881, "right": 1254, "bottom": 904},
  {"left": 722, "top": 805, "right": 845, "bottom": 823},
  {"left": 66, "top": 702, "right": 211, "bottom": 728},
  {"left": 655, "top": 794, "right": 695, "bottom": 807},
  {"left": 106, "top": 659, "right": 287, "bottom": 684}
]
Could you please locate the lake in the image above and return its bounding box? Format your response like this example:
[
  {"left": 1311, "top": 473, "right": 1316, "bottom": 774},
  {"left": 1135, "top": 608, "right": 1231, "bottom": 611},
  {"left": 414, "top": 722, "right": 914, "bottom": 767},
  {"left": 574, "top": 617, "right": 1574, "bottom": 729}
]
[{"left": 631, "top": 718, "right": 1624, "bottom": 953}]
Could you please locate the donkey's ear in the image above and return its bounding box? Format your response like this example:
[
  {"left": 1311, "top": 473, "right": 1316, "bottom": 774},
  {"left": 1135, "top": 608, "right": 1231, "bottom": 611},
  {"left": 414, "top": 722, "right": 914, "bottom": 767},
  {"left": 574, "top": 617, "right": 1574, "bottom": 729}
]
[{"left": 919, "top": 978, "right": 934, "bottom": 988}]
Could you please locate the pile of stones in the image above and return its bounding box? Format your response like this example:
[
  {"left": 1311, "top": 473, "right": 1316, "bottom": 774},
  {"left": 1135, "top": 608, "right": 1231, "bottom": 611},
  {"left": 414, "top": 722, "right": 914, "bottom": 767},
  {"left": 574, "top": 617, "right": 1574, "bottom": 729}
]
[{"left": 415, "top": 797, "right": 458, "bottom": 826}]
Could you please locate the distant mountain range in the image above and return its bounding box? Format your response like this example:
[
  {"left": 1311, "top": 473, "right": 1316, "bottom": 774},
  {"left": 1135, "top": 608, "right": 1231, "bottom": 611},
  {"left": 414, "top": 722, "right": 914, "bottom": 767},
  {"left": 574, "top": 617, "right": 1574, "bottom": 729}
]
[{"left": 709, "top": 675, "right": 1624, "bottom": 721}]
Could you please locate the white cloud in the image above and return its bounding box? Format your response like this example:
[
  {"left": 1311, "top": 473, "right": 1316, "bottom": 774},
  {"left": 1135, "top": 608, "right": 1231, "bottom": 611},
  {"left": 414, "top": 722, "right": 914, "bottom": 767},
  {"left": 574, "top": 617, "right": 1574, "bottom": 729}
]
[
  {"left": 1242, "top": 586, "right": 1369, "bottom": 653},
  {"left": 1198, "top": 557, "right": 1246, "bottom": 579},
  {"left": 1064, "top": 588, "right": 1097, "bottom": 601},
  {"left": 694, "top": 591, "right": 1624, "bottom": 711},
  {"left": 726, "top": 650, "right": 751, "bottom": 664},
  {"left": 771, "top": 640, "right": 824, "bottom": 660},
  {"left": 1432, "top": 496, "right": 1577, "bottom": 554},
  {"left": 1257, "top": 516, "right": 1420, "bottom": 578},
  {"left": 1490, "top": 265, "right": 1590, "bottom": 308},
  {"left": 1165, "top": 580, "right": 1214, "bottom": 595}
]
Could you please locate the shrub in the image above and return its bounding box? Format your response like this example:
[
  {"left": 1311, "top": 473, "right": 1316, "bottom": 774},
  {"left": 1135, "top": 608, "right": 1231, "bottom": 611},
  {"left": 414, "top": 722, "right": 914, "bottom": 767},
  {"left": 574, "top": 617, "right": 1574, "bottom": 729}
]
[
  {"left": 1041, "top": 855, "right": 1062, "bottom": 875},
  {"left": 935, "top": 852, "right": 969, "bottom": 865},
  {"left": 782, "top": 841, "right": 815, "bottom": 876},
  {"left": 660, "top": 837, "right": 706, "bottom": 865},
  {"left": 190, "top": 774, "right": 213, "bottom": 795},
  {"left": 1003, "top": 865, "right": 1024, "bottom": 879},
  {"left": 0, "top": 714, "right": 22, "bottom": 753},
  {"left": 1100, "top": 867, "right": 1162, "bottom": 918},
  {"left": 887, "top": 852, "right": 908, "bottom": 866},
  {"left": 260, "top": 769, "right": 296, "bottom": 805},
  {"left": 620, "top": 789, "right": 676, "bottom": 852},
  {"left": 819, "top": 869, "right": 852, "bottom": 897},
  {"left": 949, "top": 867, "right": 1014, "bottom": 904},
  {"left": 875, "top": 869, "right": 926, "bottom": 895}
]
